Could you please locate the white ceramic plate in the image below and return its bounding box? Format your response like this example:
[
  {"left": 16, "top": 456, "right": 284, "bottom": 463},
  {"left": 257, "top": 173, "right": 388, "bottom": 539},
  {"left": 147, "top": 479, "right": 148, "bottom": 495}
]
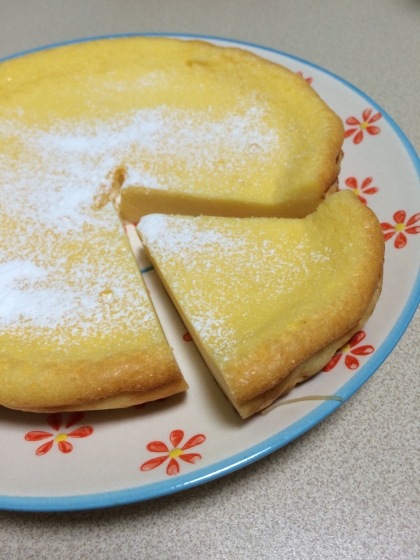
[{"left": 0, "top": 34, "right": 419, "bottom": 512}]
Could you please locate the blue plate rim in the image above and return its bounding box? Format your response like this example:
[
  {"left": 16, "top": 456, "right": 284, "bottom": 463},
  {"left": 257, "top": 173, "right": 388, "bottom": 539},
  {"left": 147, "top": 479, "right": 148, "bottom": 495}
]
[{"left": 0, "top": 32, "right": 419, "bottom": 512}]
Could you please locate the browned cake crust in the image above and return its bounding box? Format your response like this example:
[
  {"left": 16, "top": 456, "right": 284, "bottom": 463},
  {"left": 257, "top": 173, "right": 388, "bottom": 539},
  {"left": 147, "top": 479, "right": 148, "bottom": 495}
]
[
  {"left": 2, "top": 347, "right": 187, "bottom": 413},
  {"left": 16, "top": 378, "right": 188, "bottom": 413},
  {"left": 235, "top": 276, "right": 382, "bottom": 418}
]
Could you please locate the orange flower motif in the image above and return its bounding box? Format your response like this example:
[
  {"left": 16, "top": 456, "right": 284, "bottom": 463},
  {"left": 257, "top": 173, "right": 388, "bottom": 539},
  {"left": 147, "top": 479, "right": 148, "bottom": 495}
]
[
  {"left": 322, "top": 331, "right": 374, "bottom": 372},
  {"left": 381, "top": 211, "right": 420, "bottom": 249},
  {"left": 24, "top": 412, "right": 93, "bottom": 456},
  {"left": 344, "top": 176, "right": 378, "bottom": 204},
  {"left": 344, "top": 109, "right": 382, "bottom": 144},
  {"left": 296, "top": 71, "right": 313, "bottom": 84},
  {"left": 140, "top": 429, "right": 206, "bottom": 476}
]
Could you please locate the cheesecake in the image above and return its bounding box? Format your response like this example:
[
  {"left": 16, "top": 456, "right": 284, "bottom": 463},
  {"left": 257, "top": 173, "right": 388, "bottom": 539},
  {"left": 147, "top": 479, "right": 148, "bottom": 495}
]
[
  {"left": 0, "top": 36, "right": 346, "bottom": 413},
  {"left": 138, "top": 191, "right": 384, "bottom": 418}
]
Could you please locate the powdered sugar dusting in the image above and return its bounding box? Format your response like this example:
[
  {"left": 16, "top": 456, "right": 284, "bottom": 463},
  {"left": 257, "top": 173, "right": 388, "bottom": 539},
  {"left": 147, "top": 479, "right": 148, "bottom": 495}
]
[
  {"left": 117, "top": 105, "right": 282, "bottom": 196},
  {"left": 2, "top": 104, "right": 281, "bottom": 197},
  {"left": 139, "top": 215, "right": 332, "bottom": 362},
  {"left": 0, "top": 127, "right": 160, "bottom": 348},
  {"left": 0, "top": 252, "right": 154, "bottom": 336},
  {"left": 0, "top": 100, "right": 280, "bottom": 348}
]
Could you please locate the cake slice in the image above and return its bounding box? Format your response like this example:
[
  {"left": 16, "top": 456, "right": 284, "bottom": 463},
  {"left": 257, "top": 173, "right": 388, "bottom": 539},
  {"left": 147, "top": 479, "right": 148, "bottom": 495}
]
[{"left": 138, "top": 191, "right": 384, "bottom": 418}]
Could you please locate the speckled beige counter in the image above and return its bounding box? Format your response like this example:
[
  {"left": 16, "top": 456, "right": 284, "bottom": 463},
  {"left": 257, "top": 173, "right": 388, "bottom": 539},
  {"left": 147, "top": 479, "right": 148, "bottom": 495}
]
[{"left": 0, "top": 1, "right": 419, "bottom": 558}]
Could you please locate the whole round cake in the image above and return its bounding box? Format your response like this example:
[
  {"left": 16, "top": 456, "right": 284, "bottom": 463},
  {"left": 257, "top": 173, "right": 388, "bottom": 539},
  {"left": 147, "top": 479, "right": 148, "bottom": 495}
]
[{"left": 0, "top": 37, "right": 354, "bottom": 414}]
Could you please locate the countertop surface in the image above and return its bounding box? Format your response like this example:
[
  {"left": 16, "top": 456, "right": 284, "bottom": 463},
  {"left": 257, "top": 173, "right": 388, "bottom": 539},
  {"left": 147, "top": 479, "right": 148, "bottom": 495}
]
[{"left": 0, "top": 1, "right": 419, "bottom": 558}]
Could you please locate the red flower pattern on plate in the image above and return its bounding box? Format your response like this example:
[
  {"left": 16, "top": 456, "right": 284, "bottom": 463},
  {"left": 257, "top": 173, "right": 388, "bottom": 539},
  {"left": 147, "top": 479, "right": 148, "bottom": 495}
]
[
  {"left": 24, "top": 412, "right": 93, "bottom": 456},
  {"left": 381, "top": 211, "right": 420, "bottom": 249},
  {"left": 344, "top": 109, "right": 382, "bottom": 144},
  {"left": 296, "top": 71, "right": 313, "bottom": 84},
  {"left": 140, "top": 430, "right": 206, "bottom": 476},
  {"left": 343, "top": 176, "right": 378, "bottom": 204},
  {"left": 322, "top": 331, "right": 374, "bottom": 372}
]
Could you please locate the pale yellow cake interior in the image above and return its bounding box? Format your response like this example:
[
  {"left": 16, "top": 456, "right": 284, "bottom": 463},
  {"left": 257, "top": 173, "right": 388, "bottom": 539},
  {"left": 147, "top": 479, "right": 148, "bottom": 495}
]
[{"left": 138, "top": 191, "right": 384, "bottom": 418}]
